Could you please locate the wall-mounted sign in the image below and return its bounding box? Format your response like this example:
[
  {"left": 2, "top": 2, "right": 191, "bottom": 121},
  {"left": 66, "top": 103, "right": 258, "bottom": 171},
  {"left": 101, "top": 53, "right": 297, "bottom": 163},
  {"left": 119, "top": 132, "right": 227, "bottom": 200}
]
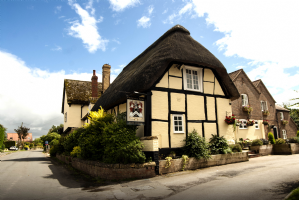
[
  {"left": 127, "top": 98, "right": 145, "bottom": 125},
  {"left": 45, "top": 141, "right": 48, "bottom": 145}
]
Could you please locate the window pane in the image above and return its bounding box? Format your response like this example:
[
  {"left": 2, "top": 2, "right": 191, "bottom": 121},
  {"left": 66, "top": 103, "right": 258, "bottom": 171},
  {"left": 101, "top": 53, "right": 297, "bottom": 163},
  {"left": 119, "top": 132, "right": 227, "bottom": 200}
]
[
  {"left": 179, "top": 127, "right": 182, "bottom": 131},
  {"left": 193, "top": 71, "right": 199, "bottom": 90},
  {"left": 175, "top": 126, "right": 178, "bottom": 131},
  {"left": 178, "top": 116, "right": 182, "bottom": 120},
  {"left": 174, "top": 121, "right": 178, "bottom": 125},
  {"left": 174, "top": 116, "right": 177, "bottom": 120},
  {"left": 179, "top": 121, "right": 182, "bottom": 125}
]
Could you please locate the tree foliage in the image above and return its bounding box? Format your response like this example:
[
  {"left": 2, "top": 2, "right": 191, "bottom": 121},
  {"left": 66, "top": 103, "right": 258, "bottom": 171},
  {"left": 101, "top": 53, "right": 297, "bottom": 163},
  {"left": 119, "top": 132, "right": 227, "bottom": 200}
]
[
  {"left": 14, "top": 122, "right": 30, "bottom": 147},
  {"left": 0, "top": 124, "right": 7, "bottom": 142},
  {"left": 48, "top": 124, "right": 64, "bottom": 134},
  {"left": 209, "top": 134, "right": 230, "bottom": 154},
  {"left": 281, "top": 103, "right": 299, "bottom": 129},
  {"left": 0, "top": 126, "right": 5, "bottom": 149},
  {"left": 40, "top": 132, "right": 61, "bottom": 146}
]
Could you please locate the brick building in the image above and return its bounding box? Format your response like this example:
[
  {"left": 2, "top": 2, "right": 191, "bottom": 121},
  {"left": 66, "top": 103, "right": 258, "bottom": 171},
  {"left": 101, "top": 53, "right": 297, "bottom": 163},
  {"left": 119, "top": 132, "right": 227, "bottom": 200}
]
[
  {"left": 7, "top": 133, "right": 33, "bottom": 142},
  {"left": 229, "top": 69, "right": 297, "bottom": 140}
]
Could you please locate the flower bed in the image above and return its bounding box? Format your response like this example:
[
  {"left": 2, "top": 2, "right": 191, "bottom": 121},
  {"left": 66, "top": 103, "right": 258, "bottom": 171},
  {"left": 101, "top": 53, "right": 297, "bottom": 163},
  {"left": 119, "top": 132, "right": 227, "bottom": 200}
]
[{"left": 159, "top": 152, "right": 248, "bottom": 174}]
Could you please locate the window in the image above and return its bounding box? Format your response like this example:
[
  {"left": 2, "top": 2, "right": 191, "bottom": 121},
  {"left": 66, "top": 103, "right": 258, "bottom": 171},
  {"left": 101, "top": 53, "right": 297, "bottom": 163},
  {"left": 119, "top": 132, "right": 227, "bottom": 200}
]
[
  {"left": 65, "top": 112, "right": 67, "bottom": 122},
  {"left": 27, "top": 137, "right": 30, "bottom": 139},
  {"left": 261, "top": 101, "right": 268, "bottom": 111},
  {"left": 173, "top": 115, "right": 184, "bottom": 133},
  {"left": 241, "top": 94, "right": 248, "bottom": 106},
  {"left": 282, "top": 130, "right": 287, "bottom": 139},
  {"left": 183, "top": 66, "right": 202, "bottom": 92},
  {"left": 10, "top": 137, "right": 13, "bottom": 140},
  {"left": 280, "top": 112, "right": 284, "bottom": 120},
  {"left": 255, "top": 121, "right": 259, "bottom": 129},
  {"left": 239, "top": 119, "right": 248, "bottom": 129}
]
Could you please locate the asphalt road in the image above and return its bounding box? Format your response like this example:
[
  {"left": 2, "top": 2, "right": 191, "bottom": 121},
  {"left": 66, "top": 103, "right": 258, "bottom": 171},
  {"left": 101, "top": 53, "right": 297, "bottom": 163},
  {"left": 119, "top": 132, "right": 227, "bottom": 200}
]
[{"left": 0, "top": 150, "right": 298, "bottom": 200}]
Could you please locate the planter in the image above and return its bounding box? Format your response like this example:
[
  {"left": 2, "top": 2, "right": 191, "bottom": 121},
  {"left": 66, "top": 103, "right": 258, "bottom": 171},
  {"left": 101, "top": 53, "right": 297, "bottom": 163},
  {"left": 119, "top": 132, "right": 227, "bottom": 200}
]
[
  {"left": 159, "top": 152, "right": 249, "bottom": 174},
  {"left": 247, "top": 121, "right": 254, "bottom": 126},
  {"left": 242, "top": 106, "right": 253, "bottom": 114},
  {"left": 262, "top": 111, "right": 270, "bottom": 116},
  {"left": 273, "top": 143, "right": 299, "bottom": 155},
  {"left": 281, "top": 120, "right": 289, "bottom": 125},
  {"left": 250, "top": 145, "right": 273, "bottom": 156}
]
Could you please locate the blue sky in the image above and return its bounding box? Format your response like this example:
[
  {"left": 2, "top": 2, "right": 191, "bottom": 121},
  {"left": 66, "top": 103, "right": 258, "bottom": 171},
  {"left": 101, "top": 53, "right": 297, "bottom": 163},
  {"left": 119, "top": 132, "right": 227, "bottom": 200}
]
[{"left": 1, "top": 0, "right": 299, "bottom": 138}]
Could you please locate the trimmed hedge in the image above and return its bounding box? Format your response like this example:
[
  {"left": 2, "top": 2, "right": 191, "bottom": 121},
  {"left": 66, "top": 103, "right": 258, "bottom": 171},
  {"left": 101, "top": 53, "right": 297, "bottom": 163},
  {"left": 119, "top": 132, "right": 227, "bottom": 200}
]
[{"left": 4, "top": 141, "right": 16, "bottom": 148}]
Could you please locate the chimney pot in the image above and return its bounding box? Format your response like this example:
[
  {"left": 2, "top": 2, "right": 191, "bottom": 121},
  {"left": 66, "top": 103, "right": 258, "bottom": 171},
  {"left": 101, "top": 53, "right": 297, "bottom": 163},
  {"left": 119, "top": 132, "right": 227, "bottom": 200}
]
[{"left": 102, "top": 64, "right": 111, "bottom": 94}]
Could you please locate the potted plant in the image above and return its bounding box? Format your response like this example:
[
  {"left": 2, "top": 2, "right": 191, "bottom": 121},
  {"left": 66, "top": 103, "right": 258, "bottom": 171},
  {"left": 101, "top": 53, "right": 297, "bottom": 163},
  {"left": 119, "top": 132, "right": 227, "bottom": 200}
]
[
  {"left": 224, "top": 115, "right": 236, "bottom": 125},
  {"left": 169, "top": 151, "right": 176, "bottom": 159},
  {"left": 242, "top": 105, "right": 253, "bottom": 114},
  {"left": 281, "top": 120, "right": 288, "bottom": 125},
  {"left": 262, "top": 110, "right": 270, "bottom": 116},
  {"left": 262, "top": 120, "right": 269, "bottom": 125},
  {"left": 247, "top": 120, "right": 255, "bottom": 126}
]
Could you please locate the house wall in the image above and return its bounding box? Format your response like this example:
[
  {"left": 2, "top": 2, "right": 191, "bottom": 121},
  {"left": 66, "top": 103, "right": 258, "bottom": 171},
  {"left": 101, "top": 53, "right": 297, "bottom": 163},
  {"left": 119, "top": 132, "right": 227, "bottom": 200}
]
[
  {"left": 63, "top": 91, "right": 69, "bottom": 132},
  {"left": 235, "top": 120, "right": 265, "bottom": 140},
  {"left": 277, "top": 111, "right": 297, "bottom": 138},
  {"left": 152, "top": 64, "right": 234, "bottom": 149}
]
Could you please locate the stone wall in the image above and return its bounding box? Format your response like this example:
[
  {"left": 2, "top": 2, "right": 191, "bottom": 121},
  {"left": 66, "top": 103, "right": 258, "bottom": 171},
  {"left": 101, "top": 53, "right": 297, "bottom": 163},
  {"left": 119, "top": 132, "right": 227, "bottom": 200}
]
[
  {"left": 250, "top": 145, "right": 273, "bottom": 156},
  {"left": 273, "top": 144, "right": 299, "bottom": 155},
  {"left": 56, "top": 154, "right": 156, "bottom": 180},
  {"left": 159, "top": 152, "right": 248, "bottom": 174}
]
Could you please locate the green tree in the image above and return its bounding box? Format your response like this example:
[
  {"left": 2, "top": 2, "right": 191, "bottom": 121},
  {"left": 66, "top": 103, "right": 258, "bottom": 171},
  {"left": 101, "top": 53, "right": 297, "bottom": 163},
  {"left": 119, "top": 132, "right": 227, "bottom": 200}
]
[
  {"left": 0, "top": 124, "right": 7, "bottom": 142},
  {"left": 0, "top": 126, "right": 5, "bottom": 149},
  {"left": 40, "top": 132, "right": 61, "bottom": 146},
  {"left": 33, "top": 138, "right": 42, "bottom": 146},
  {"left": 14, "top": 122, "right": 30, "bottom": 148},
  {"left": 281, "top": 103, "right": 299, "bottom": 129},
  {"left": 48, "top": 124, "right": 63, "bottom": 134}
]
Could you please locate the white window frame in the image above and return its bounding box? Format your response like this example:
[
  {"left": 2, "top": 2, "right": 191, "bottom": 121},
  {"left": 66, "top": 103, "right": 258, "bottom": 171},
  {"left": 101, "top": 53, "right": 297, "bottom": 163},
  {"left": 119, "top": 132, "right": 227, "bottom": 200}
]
[
  {"left": 261, "top": 101, "right": 268, "bottom": 111},
  {"left": 173, "top": 114, "right": 184, "bottom": 133},
  {"left": 280, "top": 112, "right": 284, "bottom": 120},
  {"left": 241, "top": 94, "right": 248, "bottom": 106},
  {"left": 239, "top": 119, "right": 248, "bottom": 129},
  {"left": 282, "top": 130, "right": 287, "bottom": 139},
  {"left": 183, "top": 65, "right": 203, "bottom": 92},
  {"left": 255, "top": 121, "right": 259, "bottom": 129}
]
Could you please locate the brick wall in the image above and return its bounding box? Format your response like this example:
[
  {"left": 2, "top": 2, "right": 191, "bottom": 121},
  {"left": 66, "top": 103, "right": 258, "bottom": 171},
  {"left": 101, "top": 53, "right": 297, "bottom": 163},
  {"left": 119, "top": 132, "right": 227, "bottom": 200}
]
[{"left": 56, "top": 154, "right": 156, "bottom": 180}]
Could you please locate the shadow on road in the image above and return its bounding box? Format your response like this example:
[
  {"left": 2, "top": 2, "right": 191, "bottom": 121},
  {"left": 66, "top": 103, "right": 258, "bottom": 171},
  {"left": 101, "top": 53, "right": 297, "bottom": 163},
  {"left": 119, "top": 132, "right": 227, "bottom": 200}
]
[{"left": 2, "top": 157, "right": 51, "bottom": 162}]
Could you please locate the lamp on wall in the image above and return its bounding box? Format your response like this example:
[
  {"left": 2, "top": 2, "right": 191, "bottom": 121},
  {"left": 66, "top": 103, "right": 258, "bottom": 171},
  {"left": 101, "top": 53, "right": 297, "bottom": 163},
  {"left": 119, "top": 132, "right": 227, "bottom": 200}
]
[{"left": 229, "top": 99, "right": 232, "bottom": 105}]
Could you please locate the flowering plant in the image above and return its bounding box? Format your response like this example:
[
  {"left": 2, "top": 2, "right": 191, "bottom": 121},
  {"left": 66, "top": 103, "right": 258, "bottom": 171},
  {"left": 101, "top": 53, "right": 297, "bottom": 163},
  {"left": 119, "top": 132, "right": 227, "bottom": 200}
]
[
  {"left": 224, "top": 115, "right": 236, "bottom": 124},
  {"left": 263, "top": 110, "right": 270, "bottom": 116},
  {"left": 281, "top": 120, "right": 289, "bottom": 125},
  {"left": 242, "top": 105, "right": 253, "bottom": 114},
  {"left": 247, "top": 120, "right": 255, "bottom": 126},
  {"left": 262, "top": 120, "right": 269, "bottom": 125}
]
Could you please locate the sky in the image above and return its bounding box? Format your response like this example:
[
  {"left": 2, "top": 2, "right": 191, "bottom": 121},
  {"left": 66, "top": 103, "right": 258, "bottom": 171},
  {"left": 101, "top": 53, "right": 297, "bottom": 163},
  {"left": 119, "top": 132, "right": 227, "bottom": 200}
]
[{"left": 1, "top": 0, "right": 299, "bottom": 139}]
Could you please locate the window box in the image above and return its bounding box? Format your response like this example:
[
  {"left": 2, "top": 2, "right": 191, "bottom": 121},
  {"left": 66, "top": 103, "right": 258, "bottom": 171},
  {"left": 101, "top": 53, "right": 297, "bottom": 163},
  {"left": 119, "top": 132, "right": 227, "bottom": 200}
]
[
  {"left": 246, "top": 120, "right": 255, "bottom": 126},
  {"left": 262, "top": 110, "right": 270, "bottom": 116},
  {"left": 262, "top": 120, "right": 269, "bottom": 125},
  {"left": 281, "top": 120, "right": 288, "bottom": 125},
  {"left": 224, "top": 115, "right": 236, "bottom": 125},
  {"left": 242, "top": 105, "right": 253, "bottom": 114}
]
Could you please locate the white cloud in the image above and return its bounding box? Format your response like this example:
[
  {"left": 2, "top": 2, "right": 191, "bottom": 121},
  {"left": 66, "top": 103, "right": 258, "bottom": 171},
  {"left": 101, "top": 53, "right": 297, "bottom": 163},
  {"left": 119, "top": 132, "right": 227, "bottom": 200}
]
[
  {"left": 67, "top": 0, "right": 108, "bottom": 53},
  {"left": 112, "top": 39, "right": 121, "bottom": 44},
  {"left": 163, "top": 2, "right": 193, "bottom": 24},
  {"left": 189, "top": 0, "right": 299, "bottom": 105},
  {"left": 109, "top": 0, "right": 140, "bottom": 12},
  {"left": 148, "top": 5, "right": 154, "bottom": 15},
  {"left": 137, "top": 16, "right": 151, "bottom": 28},
  {"left": 236, "top": 66, "right": 245, "bottom": 70},
  {"left": 162, "top": 9, "right": 168, "bottom": 14},
  {"left": 0, "top": 51, "right": 101, "bottom": 138},
  {"left": 51, "top": 45, "right": 62, "bottom": 51},
  {"left": 119, "top": 64, "right": 126, "bottom": 68},
  {"left": 111, "top": 47, "right": 116, "bottom": 51},
  {"left": 55, "top": 6, "right": 62, "bottom": 14},
  {"left": 59, "top": 16, "right": 65, "bottom": 19}
]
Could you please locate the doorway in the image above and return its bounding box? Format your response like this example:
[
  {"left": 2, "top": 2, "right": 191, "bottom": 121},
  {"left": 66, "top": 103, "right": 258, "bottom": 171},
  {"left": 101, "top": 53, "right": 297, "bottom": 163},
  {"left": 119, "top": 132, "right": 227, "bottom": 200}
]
[{"left": 273, "top": 126, "right": 278, "bottom": 139}]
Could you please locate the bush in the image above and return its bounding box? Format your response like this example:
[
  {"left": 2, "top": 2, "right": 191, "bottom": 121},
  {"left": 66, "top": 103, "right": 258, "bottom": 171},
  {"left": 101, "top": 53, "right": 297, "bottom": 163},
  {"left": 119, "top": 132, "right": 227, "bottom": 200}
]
[
  {"left": 24, "top": 142, "right": 30, "bottom": 146},
  {"left": 29, "top": 143, "right": 34, "bottom": 149},
  {"left": 288, "top": 137, "right": 298, "bottom": 143},
  {"left": 209, "top": 134, "right": 230, "bottom": 154},
  {"left": 50, "top": 145, "right": 59, "bottom": 157},
  {"left": 4, "top": 141, "right": 16, "bottom": 148},
  {"left": 268, "top": 132, "right": 276, "bottom": 144},
  {"left": 229, "top": 144, "right": 242, "bottom": 152},
  {"left": 260, "top": 139, "right": 269, "bottom": 145},
  {"left": 183, "top": 129, "right": 211, "bottom": 160},
  {"left": 63, "top": 128, "right": 85, "bottom": 156},
  {"left": 49, "top": 139, "right": 59, "bottom": 146},
  {"left": 251, "top": 139, "right": 263, "bottom": 146},
  {"left": 70, "top": 146, "right": 81, "bottom": 158},
  {"left": 297, "top": 131, "right": 299, "bottom": 137},
  {"left": 24, "top": 145, "right": 29, "bottom": 150},
  {"left": 276, "top": 138, "right": 285, "bottom": 144}
]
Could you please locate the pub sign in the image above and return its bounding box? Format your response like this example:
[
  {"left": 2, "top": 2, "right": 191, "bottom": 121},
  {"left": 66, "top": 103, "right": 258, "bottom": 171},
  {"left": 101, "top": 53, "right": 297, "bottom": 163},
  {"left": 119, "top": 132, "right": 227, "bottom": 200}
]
[{"left": 127, "top": 98, "right": 145, "bottom": 125}]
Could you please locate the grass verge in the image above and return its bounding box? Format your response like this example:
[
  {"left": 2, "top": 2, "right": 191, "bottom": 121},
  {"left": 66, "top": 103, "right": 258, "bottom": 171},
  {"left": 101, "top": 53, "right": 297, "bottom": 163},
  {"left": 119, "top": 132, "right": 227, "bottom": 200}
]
[{"left": 286, "top": 187, "right": 299, "bottom": 200}]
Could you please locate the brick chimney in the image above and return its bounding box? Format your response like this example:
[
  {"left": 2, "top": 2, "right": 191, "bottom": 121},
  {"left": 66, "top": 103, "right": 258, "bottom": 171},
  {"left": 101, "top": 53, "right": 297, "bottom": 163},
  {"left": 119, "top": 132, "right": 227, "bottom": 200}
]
[
  {"left": 91, "top": 70, "right": 98, "bottom": 97},
  {"left": 102, "top": 64, "right": 111, "bottom": 94}
]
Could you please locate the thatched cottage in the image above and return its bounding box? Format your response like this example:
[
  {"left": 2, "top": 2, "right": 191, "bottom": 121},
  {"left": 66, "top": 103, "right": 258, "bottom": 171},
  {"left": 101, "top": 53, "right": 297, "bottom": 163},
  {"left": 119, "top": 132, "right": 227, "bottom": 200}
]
[{"left": 91, "top": 25, "right": 240, "bottom": 158}]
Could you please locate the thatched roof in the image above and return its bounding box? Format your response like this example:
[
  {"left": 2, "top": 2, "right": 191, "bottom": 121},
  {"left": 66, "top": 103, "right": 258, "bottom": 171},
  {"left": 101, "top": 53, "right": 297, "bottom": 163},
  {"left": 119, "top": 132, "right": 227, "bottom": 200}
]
[
  {"left": 92, "top": 25, "right": 240, "bottom": 111},
  {"left": 61, "top": 79, "right": 102, "bottom": 113}
]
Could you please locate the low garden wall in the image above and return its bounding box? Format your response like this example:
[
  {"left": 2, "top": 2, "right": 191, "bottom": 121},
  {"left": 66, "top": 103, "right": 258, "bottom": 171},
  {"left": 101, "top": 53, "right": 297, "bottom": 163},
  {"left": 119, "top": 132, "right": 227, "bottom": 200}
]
[
  {"left": 56, "top": 154, "right": 156, "bottom": 180},
  {"left": 159, "top": 152, "right": 248, "bottom": 174},
  {"left": 250, "top": 145, "right": 273, "bottom": 156},
  {"left": 273, "top": 143, "right": 299, "bottom": 155}
]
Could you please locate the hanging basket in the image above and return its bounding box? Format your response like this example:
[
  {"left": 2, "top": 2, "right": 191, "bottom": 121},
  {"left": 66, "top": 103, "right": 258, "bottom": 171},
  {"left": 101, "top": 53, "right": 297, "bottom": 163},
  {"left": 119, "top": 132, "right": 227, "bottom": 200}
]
[
  {"left": 281, "top": 120, "right": 289, "bottom": 125},
  {"left": 262, "top": 110, "right": 270, "bottom": 116}
]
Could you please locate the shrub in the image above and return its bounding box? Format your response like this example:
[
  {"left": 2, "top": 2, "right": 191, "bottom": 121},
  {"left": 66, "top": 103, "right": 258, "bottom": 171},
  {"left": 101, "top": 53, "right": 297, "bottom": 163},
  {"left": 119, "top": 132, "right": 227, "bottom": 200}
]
[
  {"left": 229, "top": 144, "right": 242, "bottom": 152},
  {"left": 50, "top": 145, "right": 59, "bottom": 157},
  {"left": 63, "top": 128, "right": 85, "bottom": 156},
  {"left": 297, "top": 131, "right": 299, "bottom": 137},
  {"left": 70, "top": 146, "right": 81, "bottom": 158},
  {"left": 276, "top": 138, "right": 285, "bottom": 145},
  {"left": 251, "top": 139, "right": 263, "bottom": 146},
  {"left": 49, "top": 139, "right": 59, "bottom": 146},
  {"left": 288, "top": 137, "right": 298, "bottom": 143},
  {"left": 24, "top": 145, "right": 29, "bottom": 150},
  {"left": 209, "top": 134, "right": 230, "bottom": 154},
  {"left": 260, "top": 139, "right": 269, "bottom": 145},
  {"left": 268, "top": 132, "right": 276, "bottom": 144},
  {"left": 4, "top": 141, "right": 16, "bottom": 148},
  {"left": 29, "top": 143, "right": 34, "bottom": 149},
  {"left": 24, "top": 142, "right": 30, "bottom": 146},
  {"left": 183, "top": 130, "right": 211, "bottom": 160}
]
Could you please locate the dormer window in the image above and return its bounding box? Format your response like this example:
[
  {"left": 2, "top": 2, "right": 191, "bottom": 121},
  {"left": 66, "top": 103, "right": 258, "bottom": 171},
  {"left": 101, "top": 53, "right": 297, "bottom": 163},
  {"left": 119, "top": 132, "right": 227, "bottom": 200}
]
[
  {"left": 261, "top": 101, "right": 268, "bottom": 111},
  {"left": 241, "top": 94, "right": 248, "bottom": 106},
  {"left": 183, "top": 66, "right": 203, "bottom": 92}
]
